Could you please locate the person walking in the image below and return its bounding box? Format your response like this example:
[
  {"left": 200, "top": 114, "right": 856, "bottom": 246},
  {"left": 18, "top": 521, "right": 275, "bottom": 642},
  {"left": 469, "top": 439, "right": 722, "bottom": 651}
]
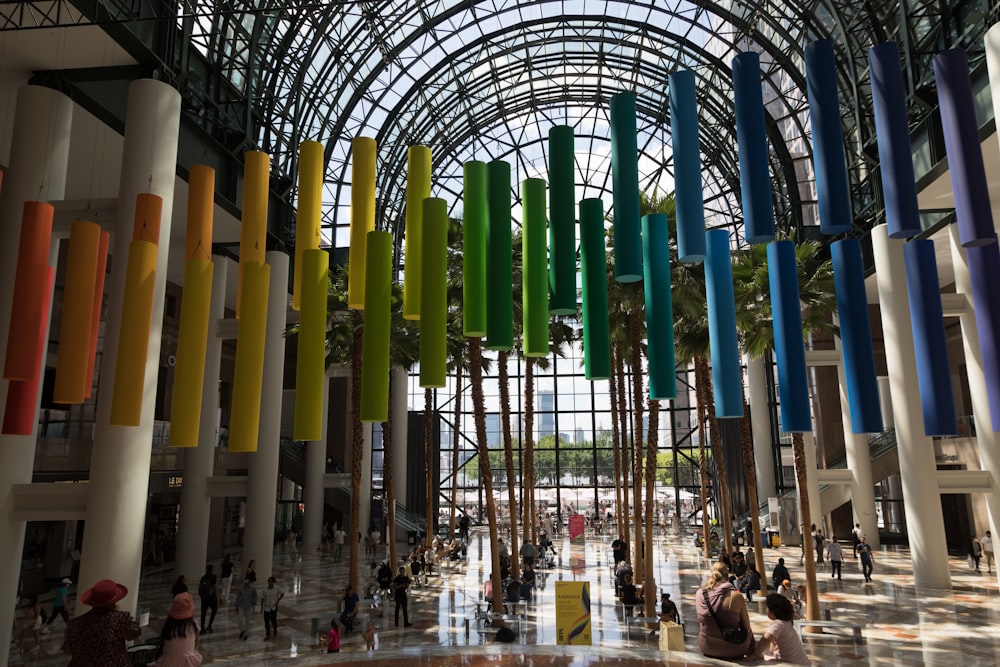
[
  {"left": 44, "top": 577, "right": 72, "bottom": 631},
  {"left": 983, "top": 530, "right": 995, "bottom": 574},
  {"left": 220, "top": 554, "right": 234, "bottom": 603},
  {"left": 171, "top": 575, "right": 188, "bottom": 597},
  {"left": 260, "top": 576, "right": 285, "bottom": 639},
  {"left": 851, "top": 523, "right": 864, "bottom": 558},
  {"left": 326, "top": 619, "right": 341, "bottom": 653},
  {"left": 234, "top": 578, "right": 257, "bottom": 641},
  {"left": 827, "top": 538, "right": 844, "bottom": 580},
  {"left": 814, "top": 531, "right": 825, "bottom": 564},
  {"left": 393, "top": 565, "right": 412, "bottom": 627},
  {"left": 771, "top": 558, "right": 791, "bottom": 590},
  {"left": 334, "top": 525, "right": 347, "bottom": 562},
  {"left": 197, "top": 564, "right": 218, "bottom": 634},
  {"left": 970, "top": 536, "right": 983, "bottom": 572},
  {"left": 857, "top": 536, "right": 875, "bottom": 582},
  {"left": 62, "top": 578, "right": 141, "bottom": 667}
]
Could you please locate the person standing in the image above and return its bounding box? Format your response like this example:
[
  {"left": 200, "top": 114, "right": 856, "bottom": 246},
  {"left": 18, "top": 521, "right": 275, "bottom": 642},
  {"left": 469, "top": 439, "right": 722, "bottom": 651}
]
[
  {"left": 62, "top": 578, "right": 141, "bottom": 667},
  {"left": 334, "top": 525, "right": 347, "bottom": 562},
  {"left": 220, "top": 554, "right": 234, "bottom": 603},
  {"left": 171, "top": 575, "right": 188, "bottom": 597},
  {"left": 983, "top": 530, "right": 995, "bottom": 574},
  {"left": 857, "top": 536, "right": 875, "bottom": 582},
  {"left": 197, "top": 564, "right": 218, "bottom": 634},
  {"left": 326, "top": 619, "right": 341, "bottom": 653},
  {"left": 156, "top": 593, "right": 203, "bottom": 667},
  {"left": 771, "top": 558, "right": 791, "bottom": 590},
  {"left": 340, "top": 584, "right": 360, "bottom": 632},
  {"left": 814, "top": 531, "right": 825, "bottom": 564},
  {"left": 260, "top": 576, "right": 285, "bottom": 639},
  {"left": 44, "top": 578, "right": 72, "bottom": 630},
  {"left": 827, "top": 538, "right": 844, "bottom": 580},
  {"left": 234, "top": 578, "right": 257, "bottom": 641},
  {"left": 393, "top": 565, "right": 412, "bottom": 627},
  {"left": 970, "top": 536, "right": 983, "bottom": 572},
  {"left": 851, "top": 523, "right": 864, "bottom": 558}
]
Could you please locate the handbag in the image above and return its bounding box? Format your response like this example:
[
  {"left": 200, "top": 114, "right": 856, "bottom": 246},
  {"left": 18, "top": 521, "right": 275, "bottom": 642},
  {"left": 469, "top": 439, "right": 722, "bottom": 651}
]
[
  {"left": 702, "top": 590, "right": 748, "bottom": 644},
  {"left": 659, "top": 621, "right": 685, "bottom": 651}
]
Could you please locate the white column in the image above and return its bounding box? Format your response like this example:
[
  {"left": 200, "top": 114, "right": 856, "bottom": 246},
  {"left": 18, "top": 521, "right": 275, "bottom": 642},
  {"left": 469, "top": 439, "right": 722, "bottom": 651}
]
[
  {"left": 948, "top": 224, "right": 1000, "bottom": 586},
  {"left": 801, "top": 432, "right": 823, "bottom": 533},
  {"left": 871, "top": 224, "right": 951, "bottom": 590},
  {"left": 175, "top": 258, "right": 228, "bottom": 583},
  {"left": 834, "top": 337, "right": 881, "bottom": 548},
  {"left": 746, "top": 356, "right": 776, "bottom": 500},
  {"left": 886, "top": 474, "right": 905, "bottom": 534},
  {"left": 303, "top": 374, "right": 329, "bottom": 549},
  {"left": 877, "top": 377, "right": 895, "bottom": 429},
  {"left": 78, "top": 79, "right": 181, "bottom": 615},
  {"left": 0, "top": 85, "right": 73, "bottom": 664},
  {"left": 244, "top": 251, "right": 289, "bottom": 581},
  {"left": 281, "top": 477, "right": 297, "bottom": 500}
]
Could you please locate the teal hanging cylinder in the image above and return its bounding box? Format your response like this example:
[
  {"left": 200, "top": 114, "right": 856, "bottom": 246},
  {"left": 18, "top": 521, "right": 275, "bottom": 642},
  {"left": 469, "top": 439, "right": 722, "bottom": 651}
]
[
  {"left": 360, "top": 231, "right": 392, "bottom": 422},
  {"left": 522, "top": 178, "right": 549, "bottom": 357},
  {"left": 579, "top": 198, "right": 611, "bottom": 380},
  {"left": 420, "top": 198, "right": 448, "bottom": 388},
  {"left": 610, "top": 92, "right": 643, "bottom": 283},
  {"left": 463, "top": 161, "right": 488, "bottom": 337},
  {"left": 548, "top": 125, "right": 577, "bottom": 315},
  {"left": 641, "top": 214, "right": 677, "bottom": 399},
  {"left": 486, "top": 160, "right": 513, "bottom": 351}
]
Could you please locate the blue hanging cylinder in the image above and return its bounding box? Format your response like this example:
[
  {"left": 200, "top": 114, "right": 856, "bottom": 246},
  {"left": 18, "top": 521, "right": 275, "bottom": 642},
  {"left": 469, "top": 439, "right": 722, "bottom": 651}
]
[
  {"left": 966, "top": 243, "right": 1000, "bottom": 431},
  {"left": 767, "top": 241, "right": 812, "bottom": 432},
  {"left": 609, "top": 92, "right": 643, "bottom": 282},
  {"left": 641, "top": 214, "right": 677, "bottom": 399},
  {"left": 732, "top": 51, "right": 775, "bottom": 245},
  {"left": 704, "top": 228, "right": 743, "bottom": 418},
  {"left": 869, "top": 42, "right": 921, "bottom": 239},
  {"left": 830, "top": 239, "right": 883, "bottom": 433},
  {"left": 804, "top": 39, "right": 853, "bottom": 236},
  {"left": 668, "top": 70, "right": 707, "bottom": 263},
  {"left": 904, "top": 239, "right": 957, "bottom": 436}
]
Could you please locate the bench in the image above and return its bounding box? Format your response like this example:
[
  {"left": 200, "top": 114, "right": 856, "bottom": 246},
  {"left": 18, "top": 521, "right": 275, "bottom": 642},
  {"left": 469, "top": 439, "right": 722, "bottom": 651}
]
[
  {"left": 464, "top": 606, "right": 526, "bottom": 638},
  {"left": 797, "top": 619, "right": 863, "bottom": 645}
]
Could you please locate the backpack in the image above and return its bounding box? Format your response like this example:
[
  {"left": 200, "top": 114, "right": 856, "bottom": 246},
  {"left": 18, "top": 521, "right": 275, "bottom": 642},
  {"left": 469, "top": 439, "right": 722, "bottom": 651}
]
[{"left": 495, "top": 626, "right": 516, "bottom": 642}]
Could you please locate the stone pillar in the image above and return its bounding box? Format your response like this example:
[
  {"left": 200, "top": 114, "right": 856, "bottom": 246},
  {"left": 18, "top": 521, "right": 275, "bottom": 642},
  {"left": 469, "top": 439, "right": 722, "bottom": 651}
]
[
  {"left": 0, "top": 85, "right": 72, "bottom": 664},
  {"left": 175, "top": 258, "right": 227, "bottom": 582},
  {"left": 303, "top": 373, "right": 328, "bottom": 549},
  {"left": 871, "top": 224, "right": 951, "bottom": 589},
  {"left": 746, "top": 356, "right": 776, "bottom": 500},
  {"left": 877, "top": 377, "right": 895, "bottom": 429},
  {"left": 77, "top": 79, "right": 181, "bottom": 615},
  {"left": 948, "top": 224, "right": 1000, "bottom": 586},
  {"left": 243, "top": 251, "right": 289, "bottom": 581}
]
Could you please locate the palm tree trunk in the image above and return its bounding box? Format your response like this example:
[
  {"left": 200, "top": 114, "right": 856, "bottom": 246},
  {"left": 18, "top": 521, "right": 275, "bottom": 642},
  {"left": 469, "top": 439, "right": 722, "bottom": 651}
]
[
  {"left": 739, "top": 391, "right": 767, "bottom": 586},
  {"left": 702, "top": 363, "right": 734, "bottom": 556},
  {"left": 349, "top": 315, "right": 364, "bottom": 592},
  {"left": 609, "top": 352, "right": 624, "bottom": 538},
  {"left": 628, "top": 310, "right": 645, "bottom": 578},
  {"left": 424, "top": 387, "right": 434, "bottom": 544},
  {"left": 792, "top": 432, "right": 820, "bottom": 622},
  {"left": 383, "top": 399, "right": 397, "bottom": 572},
  {"left": 615, "top": 347, "right": 631, "bottom": 554},
  {"left": 523, "top": 358, "right": 536, "bottom": 547},
  {"left": 469, "top": 338, "right": 504, "bottom": 614},
  {"left": 695, "top": 357, "right": 712, "bottom": 559},
  {"left": 644, "top": 397, "right": 659, "bottom": 620},
  {"left": 449, "top": 365, "right": 463, "bottom": 539},
  {"left": 498, "top": 350, "right": 521, "bottom": 579}
]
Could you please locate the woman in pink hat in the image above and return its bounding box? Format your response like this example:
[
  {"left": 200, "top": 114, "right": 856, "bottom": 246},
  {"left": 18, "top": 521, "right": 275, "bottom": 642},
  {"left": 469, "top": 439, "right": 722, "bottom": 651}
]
[
  {"left": 62, "top": 578, "right": 141, "bottom": 666},
  {"left": 154, "top": 592, "right": 203, "bottom": 666}
]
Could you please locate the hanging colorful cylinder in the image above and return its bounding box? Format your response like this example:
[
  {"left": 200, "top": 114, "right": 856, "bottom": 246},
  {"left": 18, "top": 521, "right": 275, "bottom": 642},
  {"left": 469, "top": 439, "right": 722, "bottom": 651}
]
[
  {"left": 168, "top": 165, "right": 216, "bottom": 447},
  {"left": 869, "top": 43, "right": 921, "bottom": 239},
  {"left": 522, "top": 178, "right": 549, "bottom": 357},
  {"left": 228, "top": 261, "right": 271, "bottom": 451},
  {"left": 2, "top": 267, "right": 53, "bottom": 435},
  {"left": 609, "top": 92, "right": 643, "bottom": 281},
  {"left": 641, "top": 213, "right": 676, "bottom": 399},
  {"left": 404, "top": 145, "right": 432, "bottom": 321},
  {"left": 348, "top": 137, "right": 377, "bottom": 310},
  {"left": 548, "top": 126, "right": 577, "bottom": 314},
  {"left": 732, "top": 51, "right": 775, "bottom": 245},
  {"left": 294, "top": 248, "right": 329, "bottom": 440},
  {"left": 109, "top": 194, "right": 163, "bottom": 426},
  {"left": 463, "top": 161, "right": 488, "bottom": 337},
  {"left": 767, "top": 240, "right": 812, "bottom": 432},
  {"left": 420, "top": 199, "right": 448, "bottom": 388},
  {"left": 704, "top": 229, "right": 743, "bottom": 418},
  {"left": 804, "top": 39, "right": 853, "bottom": 236},
  {"left": 830, "top": 239, "right": 883, "bottom": 433},
  {"left": 965, "top": 243, "right": 1000, "bottom": 430},
  {"left": 669, "top": 70, "right": 707, "bottom": 262},
  {"left": 4, "top": 201, "right": 54, "bottom": 381},
  {"left": 579, "top": 199, "right": 611, "bottom": 380},
  {"left": 85, "top": 230, "right": 110, "bottom": 399},
  {"left": 360, "top": 231, "right": 392, "bottom": 422},
  {"left": 237, "top": 151, "right": 270, "bottom": 317},
  {"left": 294, "top": 141, "right": 324, "bottom": 311},
  {"left": 53, "top": 220, "right": 101, "bottom": 404},
  {"left": 904, "top": 239, "right": 957, "bottom": 435},
  {"left": 486, "top": 160, "right": 513, "bottom": 351}
]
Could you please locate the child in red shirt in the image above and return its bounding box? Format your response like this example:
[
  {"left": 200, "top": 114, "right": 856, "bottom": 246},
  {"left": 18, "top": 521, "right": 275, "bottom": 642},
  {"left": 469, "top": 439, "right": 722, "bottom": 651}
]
[{"left": 327, "top": 619, "right": 341, "bottom": 653}]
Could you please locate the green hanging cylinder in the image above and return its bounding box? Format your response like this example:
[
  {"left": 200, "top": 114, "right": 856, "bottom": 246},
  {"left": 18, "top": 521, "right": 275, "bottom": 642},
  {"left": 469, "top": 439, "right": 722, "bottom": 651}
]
[
  {"left": 294, "top": 248, "right": 329, "bottom": 440},
  {"left": 610, "top": 92, "right": 643, "bottom": 283},
  {"left": 641, "top": 214, "right": 677, "bottom": 399},
  {"left": 360, "top": 231, "right": 392, "bottom": 422},
  {"left": 548, "top": 125, "right": 577, "bottom": 315},
  {"left": 463, "top": 161, "right": 488, "bottom": 337},
  {"left": 579, "top": 198, "right": 611, "bottom": 380},
  {"left": 522, "top": 178, "right": 549, "bottom": 357},
  {"left": 420, "top": 198, "right": 448, "bottom": 388},
  {"left": 486, "top": 160, "right": 513, "bottom": 351},
  {"left": 403, "top": 145, "right": 432, "bottom": 321}
]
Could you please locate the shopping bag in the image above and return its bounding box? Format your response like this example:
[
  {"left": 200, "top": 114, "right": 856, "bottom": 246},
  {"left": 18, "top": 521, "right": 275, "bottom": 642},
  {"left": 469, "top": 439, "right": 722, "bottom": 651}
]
[{"left": 659, "top": 621, "right": 685, "bottom": 651}]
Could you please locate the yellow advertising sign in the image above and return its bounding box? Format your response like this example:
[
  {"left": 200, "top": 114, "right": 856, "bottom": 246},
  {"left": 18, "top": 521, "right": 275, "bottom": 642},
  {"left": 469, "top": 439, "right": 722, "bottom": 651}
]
[{"left": 555, "top": 581, "right": 592, "bottom": 645}]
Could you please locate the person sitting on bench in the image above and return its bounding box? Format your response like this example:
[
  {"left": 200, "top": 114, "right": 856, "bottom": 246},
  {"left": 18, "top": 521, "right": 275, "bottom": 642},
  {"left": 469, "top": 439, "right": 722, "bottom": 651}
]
[{"left": 620, "top": 574, "right": 644, "bottom": 614}]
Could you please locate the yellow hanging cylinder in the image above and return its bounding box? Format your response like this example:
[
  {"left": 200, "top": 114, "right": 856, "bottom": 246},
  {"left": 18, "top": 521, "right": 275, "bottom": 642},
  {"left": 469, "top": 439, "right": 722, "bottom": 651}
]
[
  {"left": 186, "top": 165, "right": 215, "bottom": 261},
  {"left": 294, "top": 249, "right": 329, "bottom": 440},
  {"left": 167, "top": 258, "right": 214, "bottom": 447},
  {"left": 347, "top": 137, "right": 376, "bottom": 310},
  {"left": 294, "top": 141, "right": 324, "bottom": 311},
  {"left": 403, "top": 145, "right": 432, "bottom": 320},
  {"left": 228, "top": 261, "right": 271, "bottom": 451},
  {"left": 237, "top": 151, "right": 270, "bottom": 318},
  {"left": 53, "top": 220, "right": 101, "bottom": 404}
]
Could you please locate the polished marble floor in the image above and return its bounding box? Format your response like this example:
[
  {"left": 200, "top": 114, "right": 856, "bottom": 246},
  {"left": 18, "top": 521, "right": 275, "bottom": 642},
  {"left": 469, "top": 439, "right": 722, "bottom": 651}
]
[{"left": 11, "top": 527, "right": 1000, "bottom": 666}]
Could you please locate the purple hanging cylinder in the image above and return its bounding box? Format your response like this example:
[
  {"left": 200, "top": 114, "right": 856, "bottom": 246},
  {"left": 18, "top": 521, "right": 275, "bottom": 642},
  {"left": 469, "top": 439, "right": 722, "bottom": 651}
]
[
  {"left": 933, "top": 49, "right": 998, "bottom": 248},
  {"left": 966, "top": 242, "right": 1000, "bottom": 431}
]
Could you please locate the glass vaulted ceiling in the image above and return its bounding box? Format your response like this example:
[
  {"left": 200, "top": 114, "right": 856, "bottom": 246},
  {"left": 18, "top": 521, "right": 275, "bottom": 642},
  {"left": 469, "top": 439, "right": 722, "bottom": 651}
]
[{"left": 183, "top": 0, "right": 921, "bottom": 253}]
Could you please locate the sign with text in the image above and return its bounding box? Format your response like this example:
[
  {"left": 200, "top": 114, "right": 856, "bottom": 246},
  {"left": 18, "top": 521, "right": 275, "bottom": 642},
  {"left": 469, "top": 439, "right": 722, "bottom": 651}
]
[
  {"left": 569, "top": 513, "right": 586, "bottom": 540},
  {"left": 555, "top": 581, "right": 591, "bottom": 645}
]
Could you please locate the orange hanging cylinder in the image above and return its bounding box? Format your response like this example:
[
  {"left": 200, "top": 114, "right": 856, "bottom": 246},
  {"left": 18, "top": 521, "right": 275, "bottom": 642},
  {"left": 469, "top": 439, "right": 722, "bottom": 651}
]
[
  {"left": 132, "top": 193, "right": 163, "bottom": 243},
  {"left": 4, "top": 201, "right": 54, "bottom": 381},
  {"left": 186, "top": 165, "right": 214, "bottom": 260},
  {"left": 84, "top": 230, "right": 110, "bottom": 399},
  {"left": 2, "top": 267, "right": 54, "bottom": 435},
  {"left": 53, "top": 220, "right": 102, "bottom": 404}
]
